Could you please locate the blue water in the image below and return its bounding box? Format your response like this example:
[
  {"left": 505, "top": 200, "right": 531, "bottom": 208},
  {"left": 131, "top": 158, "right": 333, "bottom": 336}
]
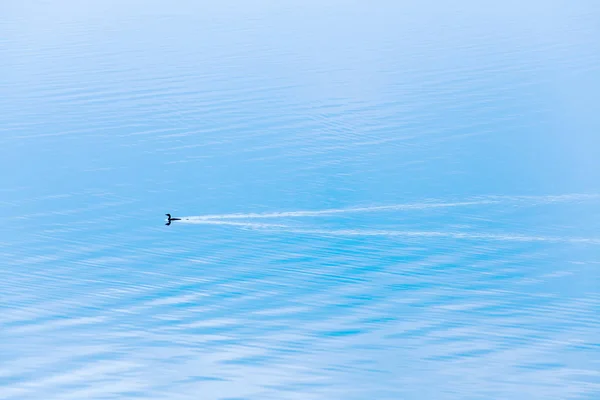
[{"left": 2, "top": 2, "right": 600, "bottom": 399}]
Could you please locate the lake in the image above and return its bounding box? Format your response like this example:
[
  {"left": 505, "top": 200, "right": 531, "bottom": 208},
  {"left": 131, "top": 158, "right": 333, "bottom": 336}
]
[{"left": 1, "top": 1, "right": 599, "bottom": 399}]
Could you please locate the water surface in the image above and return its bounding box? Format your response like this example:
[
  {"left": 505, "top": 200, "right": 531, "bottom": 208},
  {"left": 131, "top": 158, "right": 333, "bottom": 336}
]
[{"left": 1, "top": 1, "right": 599, "bottom": 399}]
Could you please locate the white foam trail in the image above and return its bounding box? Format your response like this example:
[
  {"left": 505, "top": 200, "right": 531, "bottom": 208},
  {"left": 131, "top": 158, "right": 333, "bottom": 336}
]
[
  {"left": 269, "top": 228, "right": 600, "bottom": 245},
  {"left": 178, "top": 218, "right": 600, "bottom": 245},
  {"left": 178, "top": 219, "right": 287, "bottom": 229},
  {"left": 482, "top": 193, "right": 600, "bottom": 203},
  {"left": 183, "top": 194, "right": 600, "bottom": 221},
  {"left": 185, "top": 200, "right": 501, "bottom": 220}
]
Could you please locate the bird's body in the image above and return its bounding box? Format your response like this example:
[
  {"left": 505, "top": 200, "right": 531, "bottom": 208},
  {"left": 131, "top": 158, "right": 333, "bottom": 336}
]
[{"left": 165, "top": 214, "right": 181, "bottom": 225}]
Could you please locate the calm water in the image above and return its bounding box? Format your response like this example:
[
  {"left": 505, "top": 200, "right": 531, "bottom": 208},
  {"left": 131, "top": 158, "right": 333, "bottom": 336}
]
[{"left": 2, "top": 2, "right": 600, "bottom": 399}]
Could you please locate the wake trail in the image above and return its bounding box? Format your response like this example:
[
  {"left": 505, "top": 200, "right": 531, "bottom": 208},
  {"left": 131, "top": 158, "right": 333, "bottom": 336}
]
[
  {"left": 178, "top": 219, "right": 287, "bottom": 229},
  {"left": 178, "top": 219, "right": 600, "bottom": 245},
  {"left": 276, "top": 228, "right": 600, "bottom": 245},
  {"left": 184, "top": 200, "right": 500, "bottom": 220},
  {"left": 183, "top": 193, "right": 600, "bottom": 221}
]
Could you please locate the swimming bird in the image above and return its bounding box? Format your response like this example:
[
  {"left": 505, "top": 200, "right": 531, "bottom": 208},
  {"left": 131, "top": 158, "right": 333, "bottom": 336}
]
[{"left": 165, "top": 213, "right": 181, "bottom": 226}]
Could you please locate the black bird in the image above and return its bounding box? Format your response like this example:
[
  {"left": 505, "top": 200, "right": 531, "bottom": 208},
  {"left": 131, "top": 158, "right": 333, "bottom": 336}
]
[{"left": 165, "top": 214, "right": 181, "bottom": 226}]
